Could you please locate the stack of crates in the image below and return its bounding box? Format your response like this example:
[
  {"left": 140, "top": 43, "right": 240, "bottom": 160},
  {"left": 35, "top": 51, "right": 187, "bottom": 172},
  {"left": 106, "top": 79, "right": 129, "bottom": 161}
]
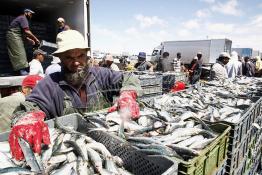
[
  {"left": 0, "top": 15, "right": 56, "bottom": 76},
  {"left": 162, "top": 72, "right": 188, "bottom": 92},
  {"left": 223, "top": 97, "right": 262, "bottom": 175},
  {"left": 0, "top": 15, "right": 13, "bottom": 75},
  {"left": 136, "top": 73, "right": 163, "bottom": 98}
]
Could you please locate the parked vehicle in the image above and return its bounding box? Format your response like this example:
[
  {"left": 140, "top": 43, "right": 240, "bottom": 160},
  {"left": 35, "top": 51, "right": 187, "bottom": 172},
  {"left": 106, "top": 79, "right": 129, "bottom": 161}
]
[
  {"left": 151, "top": 39, "right": 232, "bottom": 65},
  {"left": 232, "top": 48, "right": 253, "bottom": 58}
]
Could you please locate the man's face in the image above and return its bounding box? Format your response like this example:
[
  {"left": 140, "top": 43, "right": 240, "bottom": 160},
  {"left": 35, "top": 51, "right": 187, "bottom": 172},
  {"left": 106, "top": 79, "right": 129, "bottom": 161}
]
[
  {"left": 57, "top": 21, "right": 64, "bottom": 28},
  {"left": 59, "top": 49, "right": 88, "bottom": 73},
  {"left": 197, "top": 54, "right": 202, "bottom": 59},
  {"left": 25, "top": 12, "right": 32, "bottom": 20},
  {"left": 59, "top": 49, "right": 89, "bottom": 87},
  {"left": 223, "top": 57, "right": 230, "bottom": 65},
  {"left": 106, "top": 60, "right": 113, "bottom": 66},
  {"left": 37, "top": 54, "right": 45, "bottom": 62},
  {"left": 22, "top": 87, "right": 33, "bottom": 96}
]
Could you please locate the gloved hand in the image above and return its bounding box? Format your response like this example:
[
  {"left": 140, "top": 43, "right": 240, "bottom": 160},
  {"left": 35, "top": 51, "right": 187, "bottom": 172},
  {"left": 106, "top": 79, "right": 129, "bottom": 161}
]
[
  {"left": 108, "top": 90, "right": 140, "bottom": 119},
  {"left": 9, "top": 111, "right": 50, "bottom": 160}
]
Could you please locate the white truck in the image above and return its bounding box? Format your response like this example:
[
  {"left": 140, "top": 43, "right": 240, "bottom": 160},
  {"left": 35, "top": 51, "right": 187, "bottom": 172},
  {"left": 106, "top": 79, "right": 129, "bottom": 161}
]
[
  {"left": 151, "top": 39, "right": 232, "bottom": 65},
  {"left": 0, "top": 0, "right": 91, "bottom": 75}
]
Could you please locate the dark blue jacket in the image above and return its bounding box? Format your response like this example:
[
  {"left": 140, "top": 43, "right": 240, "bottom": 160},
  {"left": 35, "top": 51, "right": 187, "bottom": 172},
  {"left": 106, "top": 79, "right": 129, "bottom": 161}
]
[{"left": 26, "top": 67, "right": 135, "bottom": 119}]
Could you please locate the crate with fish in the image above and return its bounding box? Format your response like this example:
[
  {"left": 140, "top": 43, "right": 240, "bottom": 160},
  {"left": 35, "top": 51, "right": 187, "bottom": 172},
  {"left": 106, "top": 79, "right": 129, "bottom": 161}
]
[
  {"left": 171, "top": 122, "right": 230, "bottom": 175},
  {"left": 134, "top": 72, "right": 163, "bottom": 87},
  {"left": 141, "top": 85, "right": 162, "bottom": 96},
  {"left": 84, "top": 105, "right": 231, "bottom": 175},
  {"left": 0, "top": 113, "right": 178, "bottom": 175},
  {"left": 225, "top": 130, "right": 251, "bottom": 175}
]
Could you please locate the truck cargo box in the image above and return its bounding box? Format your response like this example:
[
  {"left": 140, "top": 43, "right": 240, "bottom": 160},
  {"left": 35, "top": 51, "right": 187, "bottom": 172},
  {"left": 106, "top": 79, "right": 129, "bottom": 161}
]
[
  {"left": 151, "top": 39, "right": 232, "bottom": 65},
  {"left": 0, "top": 0, "right": 90, "bottom": 76}
]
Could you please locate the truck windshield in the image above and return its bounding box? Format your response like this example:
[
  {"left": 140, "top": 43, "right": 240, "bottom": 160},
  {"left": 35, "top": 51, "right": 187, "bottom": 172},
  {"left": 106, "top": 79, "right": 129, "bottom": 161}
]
[{"left": 152, "top": 50, "right": 158, "bottom": 56}]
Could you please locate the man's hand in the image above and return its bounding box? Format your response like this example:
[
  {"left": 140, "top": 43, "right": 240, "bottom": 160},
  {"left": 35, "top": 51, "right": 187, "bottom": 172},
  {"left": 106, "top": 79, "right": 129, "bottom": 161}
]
[
  {"left": 108, "top": 90, "right": 140, "bottom": 119},
  {"left": 9, "top": 111, "right": 50, "bottom": 160}
]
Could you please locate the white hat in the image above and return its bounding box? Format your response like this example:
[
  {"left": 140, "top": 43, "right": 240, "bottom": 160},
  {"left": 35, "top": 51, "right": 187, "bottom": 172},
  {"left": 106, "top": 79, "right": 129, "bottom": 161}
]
[
  {"left": 105, "top": 55, "right": 113, "bottom": 62},
  {"left": 51, "top": 56, "right": 61, "bottom": 64},
  {"left": 197, "top": 51, "right": 202, "bottom": 55},
  {"left": 57, "top": 17, "right": 65, "bottom": 23},
  {"left": 193, "top": 56, "right": 198, "bottom": 60},
  {"left": 219, "top": 52, "right": 231, "bottom": 59},
  {"left": 53, "top": 30, "right": 90, "bottom": 56}
]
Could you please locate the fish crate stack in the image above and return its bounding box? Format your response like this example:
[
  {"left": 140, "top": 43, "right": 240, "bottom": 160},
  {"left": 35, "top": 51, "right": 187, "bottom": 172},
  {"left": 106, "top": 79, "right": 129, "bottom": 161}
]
[
  {"left": 162, "top": 72, "right": 188, "bottom": 92},
  {"left": 0, "top": 113, "right": 178, "bottom": 175},
  {"left": 203, "top": 97, "right": 262, "bottom": 175},
  {"left": 0, "top": 15, "right": 13, "bottom": 75},
  {"left": 135, "top": 72, "right": 163, "bottom": 98},
  {"left": 170, "top": 123, "right": 231, "bottom": 175}
]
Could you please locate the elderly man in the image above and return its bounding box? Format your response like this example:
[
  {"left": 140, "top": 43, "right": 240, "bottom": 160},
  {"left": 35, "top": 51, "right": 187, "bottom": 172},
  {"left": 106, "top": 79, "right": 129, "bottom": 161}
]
[
  {"left": 57, "top": 17, "right": 71, "bottom": 33},
  {"left": 6, "top": 9, "right": 40, "bottom": 75},
  {"left": 0, "top": 75, "right": 42, "bottom": 133},
  {"left": 210, "top": 52, "right": 230, "bottom": 80},
  {"left": 8, "top": 30, "right": 142, "bottom": 160}
]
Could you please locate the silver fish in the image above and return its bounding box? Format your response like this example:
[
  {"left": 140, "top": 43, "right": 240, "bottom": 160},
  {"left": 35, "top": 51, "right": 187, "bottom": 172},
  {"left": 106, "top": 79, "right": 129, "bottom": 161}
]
[{"left": 18, "top": 138, "right": 43, "bottom": 173}]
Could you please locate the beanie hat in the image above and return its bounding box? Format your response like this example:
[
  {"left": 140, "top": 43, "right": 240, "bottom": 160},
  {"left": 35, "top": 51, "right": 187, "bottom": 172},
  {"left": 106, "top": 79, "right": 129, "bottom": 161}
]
[{"left": 22, "top": 75, "right": 43, "bottom": 88}]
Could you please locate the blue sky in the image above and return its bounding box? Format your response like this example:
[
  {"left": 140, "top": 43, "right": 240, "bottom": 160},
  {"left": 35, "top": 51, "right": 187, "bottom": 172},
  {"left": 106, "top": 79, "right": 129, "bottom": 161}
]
[{"left": 90, "top": 0, "right": 262, "bottom": 55}]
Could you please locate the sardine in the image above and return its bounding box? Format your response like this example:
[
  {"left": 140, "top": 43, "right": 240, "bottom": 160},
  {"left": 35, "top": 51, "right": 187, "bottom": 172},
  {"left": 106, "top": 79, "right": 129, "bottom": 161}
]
[
  {"left": 189, "top": 138, "right": 215, "bottom": 150},
  {"left": 18, "top": 138, "right": 43, "bottom": 173},
  {"left": 0, "top": 167, "right": 34, "bottom": 174},
  {"left": 176, "top": 135, "right": 204, "bottom": 147}
]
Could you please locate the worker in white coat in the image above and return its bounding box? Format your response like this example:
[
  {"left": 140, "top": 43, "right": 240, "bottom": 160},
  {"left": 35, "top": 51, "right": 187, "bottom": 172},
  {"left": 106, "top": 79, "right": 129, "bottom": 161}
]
[
  {"left": 211, "top": 52, "right": 230, "bottom": 80},
  {"left": 226, "top": 51, "right": 242, "bottom": 78},
  {"left": 29, "top": 49, "right": 46, "bottom": 77}
]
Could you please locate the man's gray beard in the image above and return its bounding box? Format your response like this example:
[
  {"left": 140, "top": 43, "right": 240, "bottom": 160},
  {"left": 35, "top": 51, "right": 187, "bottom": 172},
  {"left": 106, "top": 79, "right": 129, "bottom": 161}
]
[{"left": 64, "top": 67, "right": 88, "bottom": 88}]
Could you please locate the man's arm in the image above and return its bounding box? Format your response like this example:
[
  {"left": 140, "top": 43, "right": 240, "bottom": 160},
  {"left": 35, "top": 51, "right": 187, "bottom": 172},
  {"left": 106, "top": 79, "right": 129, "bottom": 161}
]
[{"left": 24, "top": 29, "right": 40, "bottom": 44}]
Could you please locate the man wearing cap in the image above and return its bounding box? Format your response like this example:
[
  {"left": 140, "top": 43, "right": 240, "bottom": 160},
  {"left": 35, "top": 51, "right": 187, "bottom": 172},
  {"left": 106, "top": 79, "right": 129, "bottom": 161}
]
[
  {"left": 29, "top": 49, "right": 46, "bottom": 77},
  {"left": 45, "top": 56, "right": 62, "bottom": 75},
  {"left": 210, "top": 52, "right": 230, "bottom": 80},
  {"left": 105, "top": 54, "right": 120, "bottom": 71},
  {"left": 134, "top": 52, "right": 153, "bottom": 72},
  {"left": 8, "top": 30, "right": 142, "bottom": 160},
  {"left": 57, "top": 17, "right": 71, "bottom": 33},
  {"left": 0, "top": 75, "right": 42, "bottom": 133},
  {"left": 6, "top": 9, "right": 40, "bottom": 75}
]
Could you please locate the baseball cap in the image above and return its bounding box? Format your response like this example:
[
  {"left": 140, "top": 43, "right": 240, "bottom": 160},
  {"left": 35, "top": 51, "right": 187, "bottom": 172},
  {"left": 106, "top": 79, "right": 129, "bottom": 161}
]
[
  {"left": 24, "top": 9, "right": 35, "bottom": 14},
  {"left": 22, "top": 75, "right": 43, "bottom": 88},
  {"left": 33, "top": 49, "right": 47, "bottom": 57},
  {"left": 138, "top": 52, "right": 146, "bottom": 59}
]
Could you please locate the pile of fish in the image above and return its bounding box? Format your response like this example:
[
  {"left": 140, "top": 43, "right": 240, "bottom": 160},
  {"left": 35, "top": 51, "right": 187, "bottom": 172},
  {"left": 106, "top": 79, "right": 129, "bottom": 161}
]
[
  {"left": 144, "top": 78, "right": 259, "bottom": 123},
  {"left": 85, "top": 109, "right": 218, "bottom": 161},
  {"left": 0, "top": 119, "right": 132, "bottom": 175}
]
